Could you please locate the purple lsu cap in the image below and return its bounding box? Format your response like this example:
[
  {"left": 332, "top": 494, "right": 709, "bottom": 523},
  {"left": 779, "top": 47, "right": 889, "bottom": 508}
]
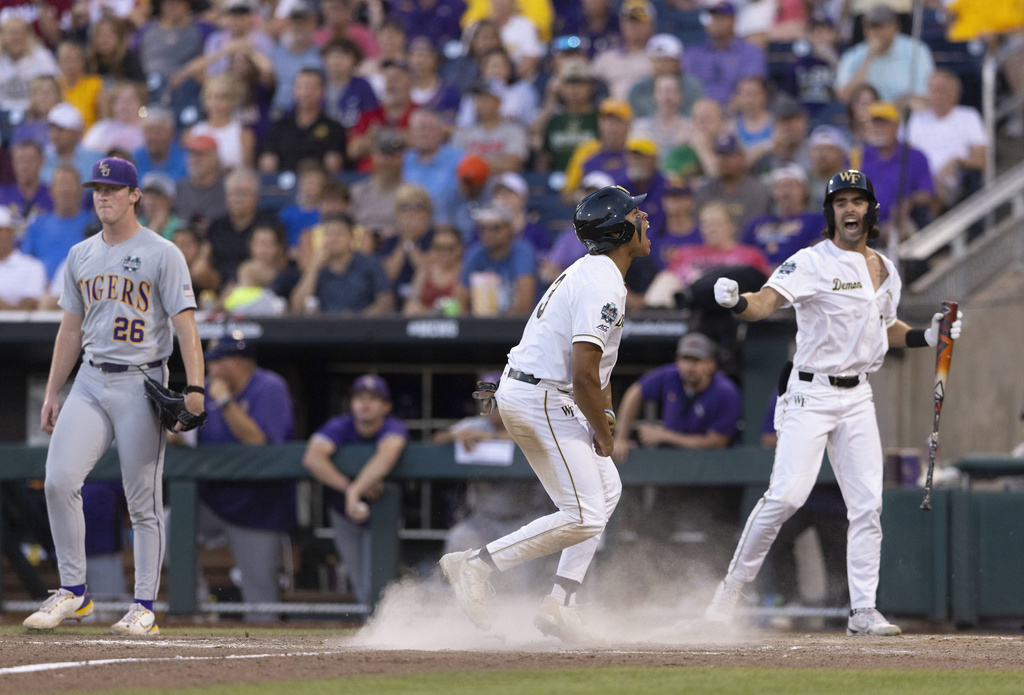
[
  {"left": 352, "top": 373, "right": 391, "bottom": 401},
  {"left": 82, "top": 157, "right": 139, "bottom": 189}
]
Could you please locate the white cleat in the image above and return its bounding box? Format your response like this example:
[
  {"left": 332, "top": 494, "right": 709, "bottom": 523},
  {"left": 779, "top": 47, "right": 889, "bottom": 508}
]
[
  {"left": 704, "top": 579, "right": 744, "bottom": 625},
  {"left": 847, "top": 608, "right": 901, "bottom": 636},
  {"left": 110, "top": 603, "right": 160, "bottom": 637},
  {"left": 534, "top": 595, "right": 601, "bottom": 644},
  {"left": 439, "top": 550, "right": 493, "bottom": 630},
  {"left": 23, "top": 588, "right": 94, "bottom": 630}
]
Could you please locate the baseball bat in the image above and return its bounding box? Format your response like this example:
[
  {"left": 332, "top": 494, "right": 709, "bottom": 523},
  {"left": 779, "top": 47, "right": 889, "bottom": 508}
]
[{"left": 921, "top": 300, "right": 958, "bottom": 511}]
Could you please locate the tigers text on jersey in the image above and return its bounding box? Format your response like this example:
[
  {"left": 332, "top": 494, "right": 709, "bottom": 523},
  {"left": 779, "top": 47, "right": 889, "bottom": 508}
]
[
  {"left": 765, "top": 238, "right": 901, "bottom": 376},
  {"left": 59, "top": 227, "right": 197, "bottom": 365},
  {"left": 507, "top": 253, "right": 627, "bottom": 392}
]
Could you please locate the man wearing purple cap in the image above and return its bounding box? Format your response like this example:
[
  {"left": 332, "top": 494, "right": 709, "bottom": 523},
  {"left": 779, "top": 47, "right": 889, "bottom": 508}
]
[
  {"left": 302, "top": 374, "right": 409, "bottom": 604},
  {"left": 682, "top": 2, "right": 767, "bottom": 107},
  {"left": 24, "top": 156, "right": 206, "bottom": 636}
]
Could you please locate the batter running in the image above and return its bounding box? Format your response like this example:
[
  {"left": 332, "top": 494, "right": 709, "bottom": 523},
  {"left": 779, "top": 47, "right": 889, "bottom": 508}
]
[
  {"left": 705, "top": 170, "right": 962, "bottom": 636},
  {"left": 440, "top": 185, "right": 650, "bottom": 642},
  {"left": 23, "top": 157, "right": 206, "bottom": 636}
]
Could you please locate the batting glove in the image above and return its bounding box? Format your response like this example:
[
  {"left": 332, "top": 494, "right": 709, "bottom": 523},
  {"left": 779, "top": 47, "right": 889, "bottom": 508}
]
[
  {"left": 714, "top": 277, "right": 740, "bottom": 308},
  {"left": 924, "top": 310, "right": 963, "bottom": 347}
]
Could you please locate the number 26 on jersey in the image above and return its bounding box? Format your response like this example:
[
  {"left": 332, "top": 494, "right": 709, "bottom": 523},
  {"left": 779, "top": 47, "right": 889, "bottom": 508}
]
[{"left": 112, "top": 316, "right": 146, "bottom": 343}]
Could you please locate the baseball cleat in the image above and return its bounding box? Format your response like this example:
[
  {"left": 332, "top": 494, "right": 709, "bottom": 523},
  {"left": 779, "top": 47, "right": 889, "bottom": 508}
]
[
  {"left": 439, "top": 550, "right": 493, "bottom": 630},
  {"left": 705, "top": 579, "right": 744, "bottom": 624},
  {"left": 534, "top": 595, "right": 600, "bottom": 644},
  {"left": 847, "top": 607, "right": 901, "bottom": 636},
  {"left": 23, "top": 588, "right": 94, "bottom": 630},
  {"left": 110, "top": 603, "right": 161, "bottom": 637}
]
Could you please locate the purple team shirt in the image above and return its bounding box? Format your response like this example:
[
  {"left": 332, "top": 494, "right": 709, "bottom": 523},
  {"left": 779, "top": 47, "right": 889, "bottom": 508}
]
[
  {"left": 315, "top": 413, "right": 409, "bottom": 515},
  {"left": 638, "top": 364, "right": 742, "bottom": 440},
  {"left": 683, "top": 38, "right": 767, "bottom": 106},
  {"left": 859, "top": 144, "right": 934, "bottom": 224},
  {"left": 741, "top": 212, "right": 822, "bottom": 270}
]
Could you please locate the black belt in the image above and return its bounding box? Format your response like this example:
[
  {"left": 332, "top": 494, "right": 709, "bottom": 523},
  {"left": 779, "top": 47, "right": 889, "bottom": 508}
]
[
  {"left": 799, "top": 371, "right": 860, "bottom": 388},
  {"left": 90, "top": 359, "right": 163, "bottom": 373},
  {"left": 506, "top": 368, "right": 541, "bottom": 385}
]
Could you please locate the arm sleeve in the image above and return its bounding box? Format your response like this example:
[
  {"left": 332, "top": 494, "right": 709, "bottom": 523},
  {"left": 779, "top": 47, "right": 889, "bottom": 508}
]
[{"left": 313, "top": 415, "right": 346, "bottom": 447}]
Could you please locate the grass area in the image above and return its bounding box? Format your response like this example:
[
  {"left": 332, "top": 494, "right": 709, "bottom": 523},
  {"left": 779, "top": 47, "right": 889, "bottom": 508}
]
[
  {"left": 0, "top": 625, "right": 356, "bottom": 637},
  {"left": 97, "top": 668, "right": 1024, "bottom": 695}
]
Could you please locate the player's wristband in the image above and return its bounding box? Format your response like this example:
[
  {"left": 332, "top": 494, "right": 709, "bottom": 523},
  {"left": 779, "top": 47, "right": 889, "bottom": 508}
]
[
  {"left": 906, "top": 329, "right": 929, "bottom": 348},
  {"left": 729, "top": 296, "right": 749, "bottom": 314},
  {"left": 604, "top": 409, "right": 616, "bottom": 427},
  {"left": 184, "top": 385, "right": 206, "bottom": 395}
]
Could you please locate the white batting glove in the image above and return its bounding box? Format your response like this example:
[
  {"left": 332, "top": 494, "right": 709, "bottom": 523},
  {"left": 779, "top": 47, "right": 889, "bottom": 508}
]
[
  {"left": 714, "top": 277, "right": 740, "bottom": 308},
  {"left": 924, "top": 310, "right": 963, "bottom": 347}
]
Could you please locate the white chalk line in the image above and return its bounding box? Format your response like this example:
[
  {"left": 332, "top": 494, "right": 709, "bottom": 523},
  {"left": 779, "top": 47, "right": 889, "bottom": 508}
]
[{"left": 0, "top": 650, "right": 344, "bottom": 676}]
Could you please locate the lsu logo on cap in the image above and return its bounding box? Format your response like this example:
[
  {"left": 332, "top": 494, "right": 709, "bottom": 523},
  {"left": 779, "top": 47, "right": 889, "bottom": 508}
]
[{"left": 99, "top": 161, "right": 111, "bottom": 177}]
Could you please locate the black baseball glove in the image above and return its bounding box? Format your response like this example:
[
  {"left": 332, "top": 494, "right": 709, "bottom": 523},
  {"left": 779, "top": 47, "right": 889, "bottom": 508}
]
[{"left": 143, "top": 376, "right": 208, "bottom": 432}]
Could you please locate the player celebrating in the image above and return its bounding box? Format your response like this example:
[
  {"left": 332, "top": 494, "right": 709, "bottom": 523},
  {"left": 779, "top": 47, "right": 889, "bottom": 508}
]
[
  {"left": 439, "top": 185, "right": 651, "bottom": 642},
  {"left": 705, "top": 170, "right": 962, "bottom": 636},
  {"left": 23, "top": 158, "right": 206, "bottom": 636}
]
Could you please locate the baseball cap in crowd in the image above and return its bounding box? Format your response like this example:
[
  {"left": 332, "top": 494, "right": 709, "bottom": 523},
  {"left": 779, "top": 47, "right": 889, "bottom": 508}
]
[
  {"left": 868, "top": 101, "right": 901, "bottom": 123},
  {"left": 82, "top": 157, "right": 138, "bottom": 189},
  {"left": 352, "top": 373, "right": 391, "bottom": 401},
  {"left": 663, "top": 178, "right": 693, "bottom": 196},
  {"left": 620, "top": 0, "right": 656, "bottom": 22},
  {"left": 48, "top": 102, "right": 84, "bottom": 131},
  {"left": 560, "top": 59, "right": 592, "bottom": 83},
  {"left": 288, "top": 0, "right": 316, "bottom": 17},
  {"left": 141, "top": 171, "right": 177, "bottom": 198},
  {"left": 408, "top": 36, "right": 436, "bottom": 54},
  {"left": 0, "top": 207, "right": 12, "bottom": 228},
  {"left": 708, "top": 1, "right": 736, "bottom": 16},
  {"left": 772, "top": 94, "right": 807, "bottom": 120},
  {"left": 627, "top": 137, "right": 658, "bottom": 157},
  {"left": 472, "top": 202, "right": 515, "bottom": 225},
  {"left": 598, "top": 98, "right": 633, "bottom": 121},
  {"left": 581, "top": 171, "right": 615, "bottom": 191},
  {"left": 373, "top": 129, "right": 405, "bottom": 154},
  {"left": 864, "top": 4, "right": 898, "bottom": 26},
  {"left": 808, "top": 125, "right": 849, "bottom": 153},
  {"left": 456, "top": 154, "right": 490, "bottom": 186},
  {"left": 204, "top": 332, "right": 255, "bottom": 361},
  {"left": 494, "top": 171, "right": 528, "bottom": 198},
  {"left": 713, "top": 133, "right": 742, "bottom": 154},
  {"left": 770, "top": 163, "right": 808, "bottom": 185},
  {"left": 184, "top": 134, "right": 218, "bottom": 152},
  {"left": 469, "top": 80, "right": 502, "bottom": 100},
  {"left": 646, "top": 34, "right": 683, "bottom": 59},
  {"left": 677, "top": 332, "right": 717, "bottom": 361},
  {"left": 224, "top": 0, "right": 256, "bottom": 13},
  {"left": 551, "top": 34, "right": 588, "bottom": 55}
]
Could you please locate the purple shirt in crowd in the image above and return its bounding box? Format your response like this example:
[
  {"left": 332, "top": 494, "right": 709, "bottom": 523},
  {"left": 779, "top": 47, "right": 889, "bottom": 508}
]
[
  {"left": 741, "top": 212, "right": 822, "bottom": 270},
  {"left": 582, "top": 150, "right": 629, "bottom": 189},
  {"left": 859, "top": 143, "right": 934, "bottom": 224},
  {"left": 683, "top": 38, "right": 767, "bottom": 106},
  {"left": 638, "top": 364, "right": 742, "bottom": 441}
]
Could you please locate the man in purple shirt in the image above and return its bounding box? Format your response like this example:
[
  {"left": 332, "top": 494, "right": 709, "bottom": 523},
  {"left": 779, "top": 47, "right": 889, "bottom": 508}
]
[
  {"left": 301, "top": 374, "right": 409, "bottom": 604},
  {"left": 682, "top": 2, "right": 766, "bottom": 106},
  {"left": 741, "top": 164, "right": 821, "bottom": 271},
  {"left": 0, "top": 140, "right": 52, "bottom": 230},
  {"left": 388, "top": 0, "right": 465, "bottom": 49},
  {"left": 191, "top": 334, "right": 295, "bottom": 622}
]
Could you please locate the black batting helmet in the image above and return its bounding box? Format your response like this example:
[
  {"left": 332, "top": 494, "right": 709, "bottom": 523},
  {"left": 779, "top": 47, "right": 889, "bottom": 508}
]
[
  {"left": 822, "top": 169, "right": 880, "bottom": 239},
  {"left": 573, "top": 185, "right": 646, "bottom": 255}
]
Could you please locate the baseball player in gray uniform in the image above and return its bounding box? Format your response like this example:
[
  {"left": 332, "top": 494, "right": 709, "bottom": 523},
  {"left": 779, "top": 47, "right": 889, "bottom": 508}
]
[
  {"left": 705, "top": 170, "right": 962, "bottom": 636},
  {"left": 23, "top": 157, "right": 206, "bottom": 636},
  {"left": 440, "top": 185, "right": 651, "bottom": 642}
]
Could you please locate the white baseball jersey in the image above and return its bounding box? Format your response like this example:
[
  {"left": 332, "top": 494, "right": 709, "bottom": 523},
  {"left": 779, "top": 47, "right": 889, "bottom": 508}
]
[
  {"left": 507, "top": 253, "right": 627, "bottom": 392},
  {"left": 764, "top": 239, "right": 901, "bottom": 376},
  {"left": 59, "top": 227, "right": 197, "bottom": 364}
]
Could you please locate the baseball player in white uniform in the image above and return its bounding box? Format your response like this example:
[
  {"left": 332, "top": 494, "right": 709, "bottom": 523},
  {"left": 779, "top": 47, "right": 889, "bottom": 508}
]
[
  {"left": 23, "top": 157, "right": 206, "bottom": 636},
  {"left": 705, "top": 170, "right": 963, "bottom": 636},
  {"left": 440, "top": 185, "right": 651, "bottom": 642}
]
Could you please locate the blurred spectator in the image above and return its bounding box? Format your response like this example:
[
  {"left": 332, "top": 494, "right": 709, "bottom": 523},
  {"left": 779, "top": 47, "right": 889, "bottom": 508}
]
[
  {"left": 807, "top": 125, "right": 850, "bottom": 210},
  {"left": 456, "top": 203, "right": 537, "bottom": 317},
  {"left": 538, "top": 169, "right": 611, "bottom": 284},
  {"left": 858, "top": 101, "right": 934, "bottom": 232},
  {"left": 834, "top": 4, "right": 934, "bottom": 106},
  {"left": 449, "top": 153, "right": 491, "bottom": 241},
  {"left": 402, "top": 109, "right": 464, "bottom": 226},
  {"left": 172, "top": 225, "right": 221, "bottom": 297},
  {"left": 347, "top": 60, "right": 417, "bottom": 172},
  {"left": 695, "top": 133, "right": 771, "bottom": 231},
  {"left": 741, "top": 164, "right": 821, "bottom": 271},
  {"left": 315, "top": 0, "right": 380, "bottom": 59},
  {"left": 632, "top": 76, "right": 693, "bottom": 170},
  {"left": 0, "top": 207, "right": 45, "bottom": 310},
  {"left": 390, "top": 0, "right": 466, "bottom": 48},
  {"left": 175, "top": 134, "right": 227, "bottom": 236},
  {"left": 350, "top": 130, "right": 405, "bottom": 238},
  {"left": 466, "top": 46, "right": 539, "bottom": 127},
  {"left": 844, "top": 82, "right": 879, "bottom": 148},
  {"left": 279, "top": 159, "right": 327, "bottom": 248},
  {"left": 663, "top": 97, "right": 724, "bottom": 182},
  {"left": 646, "top": 180, "right": 700, "bottom": 270},
  {"left": 590, "top": 0, "right": 653, "bottom": 101},
  {"left": 1013, "top": 409, "right": 1024, "bottom": 458},
  {"left": 452, "top": 80, "right": 527, "bottom": 174},
  {"left": 186, "top": 74, "right": 256, "bottom": 169},
  {"left": 322, "top": 38, "right": 379, "bottom": 129},
  {"left": 491, "top": 171, "right": 550, "bottom": 254},
  {"left": 180, "top": 0, "right": 274, "bottom": 82},
  {"left": 380, "top": 183, "right": 436, "bottom": 309},
  {"left": 534, "top": 58, "right": 597, "bottom": 173},
  {"left": 41, "top": 103, "right": 99, "bottom": 186},
  {"left": 0, "top": 139, "right": 52, "bottom": 231},
  {"left": 906, "top": 70, "right": 987, "bottom": 209},
  {"left": 751, "top": 94, "right": 811, "bottom": 175},
  {"left": 21, "top": 165, "right": 91, "bottom": 280},
  {"left": 12, "top": 75, "right": 62, "bottom": 146},
  {"left": 629, "top": 33, "right": 703, "bottom": 120},
  {"left": 776, "top": 15, "right": 839, "bottom": 123},
  {"left": 486, "top": 0, "right": 545, "bottom": 79},
  {"left": 293, "top": 180, "right": 354, "bottom": 270},
  {"left": 205, "top": 168, "right": 280, "bottom": 283},
  {"left": 56, "top": 41, "right": 103, "bottom": 131},
  {"left": 136, "top": 0, "right": 205, "bottom": 90},
  {"left": 138, "top": 171, "right": 182, "bottom": 240},
  {"left": 404, "top": 226, "right": 464, "bottom": 316},
  {"left": 626, "top": 137, "right": 666, "bottom": 236},
  {"left": 407, "top": 36, "right": 462, "bottom": 122},
  {"left": 556, "top": 0, "right": 620, "bottom": 58},
  {"left": 260, "top": 69, "right": 346, "bottom": 174},
  {"left": 268, "top": 1, "right": 324, "bottom": 115},
  {"left": 132, "top": 106, "right": 188, "bottom": 181},
  {"left": 290, "top": 213, "right": 395, "bottom": 315},
  {"left": 442, "top": 19, "right": 501, "bottom": 93},
  {"left": 358, "top": 18, "right": 407, "bottom": 93},
  {"left": 562, "top": 97, "right": 631, "bottom": 197},
  {"left": 222, "top": 222, "right": 290, "bottom": 316},
  {"left": 302, "top": 374, "right": 408, "bottom": 605},
  {"left": 682, "top": 2, "right": 766, "bottom": 107},
  {"left": 0, "top": 0, "right": 70, "bottom": 47},
  {"left": 85, "top": 16, "right": 145, "bottom": 85},
  {"left": 190, "top": 334, "right": 296, "bottom": 622},
  {"left": 732, "top": 76, "right": 774, "bottom": 165},
  {"left": 81, "top": 81, "right": 146, "bottom": 154},
  {"left": 0, "top": 16, "right": 58, "bottom": 112}
]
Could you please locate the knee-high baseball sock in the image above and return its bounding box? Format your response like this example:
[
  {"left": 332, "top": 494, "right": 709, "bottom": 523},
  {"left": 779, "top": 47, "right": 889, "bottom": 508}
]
[
  {"left": 62, "top": 584, "right": 86, "bottom": 596},
  {"left": 551, "top": 575, "right": 582, "bottom": 606}
]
